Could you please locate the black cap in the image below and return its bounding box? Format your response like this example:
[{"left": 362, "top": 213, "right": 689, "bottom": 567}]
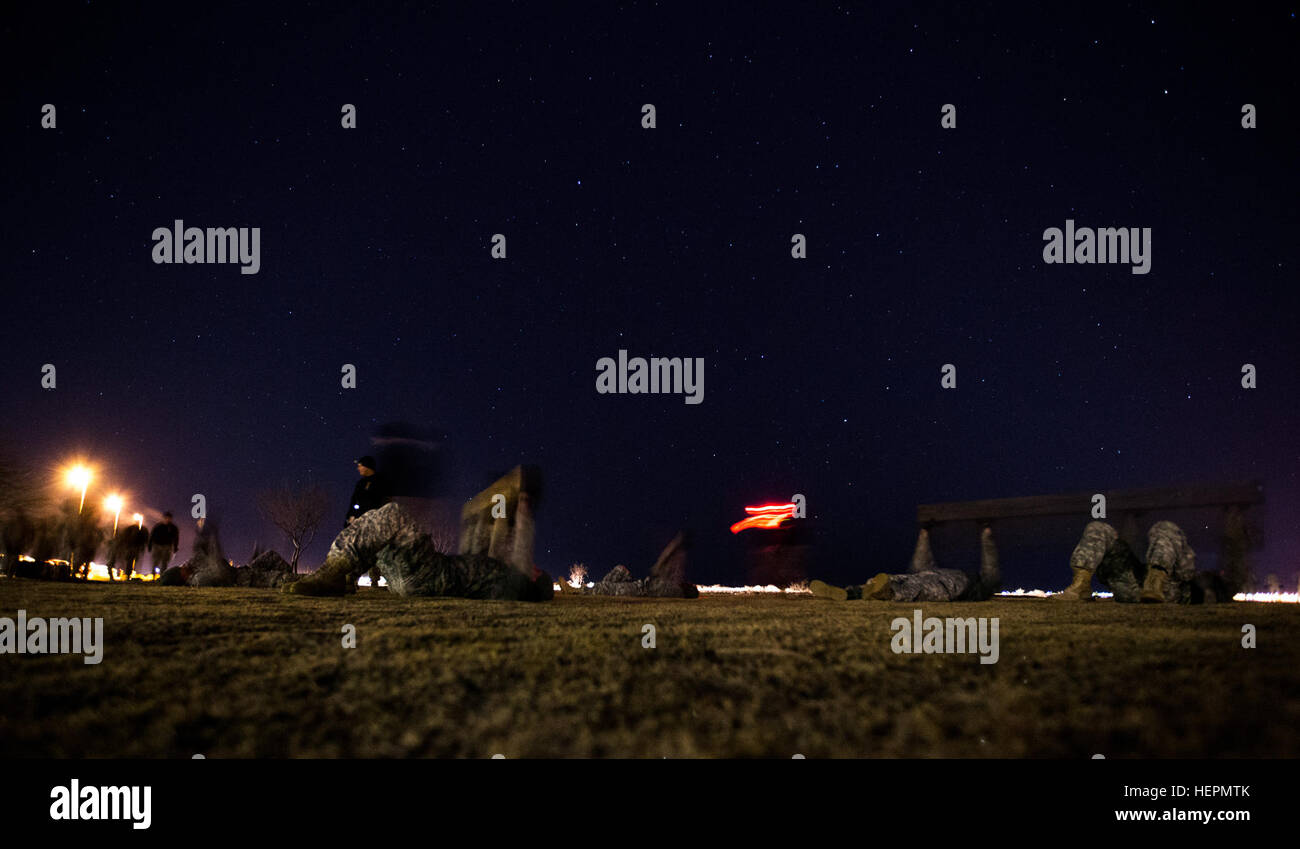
[{"left": 355, "top": 455, "right": 377, "bottom": 471}]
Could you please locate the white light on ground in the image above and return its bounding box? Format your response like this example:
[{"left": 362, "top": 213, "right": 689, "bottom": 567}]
[
  {"left": 1001, "top": 589, "right": 1297, "bottom": 603},
  {"left": 696, "top": 584, "right": 811, "bottom": 594},
  {"left": 998, "top": 588, "right": 1113, "bottom": 599},
  {"left": 1233, "top": 592, "right": 1299, "bottom": 603},
  {"left": 548, "top": 583, "right": 812, "bottom": 594}
]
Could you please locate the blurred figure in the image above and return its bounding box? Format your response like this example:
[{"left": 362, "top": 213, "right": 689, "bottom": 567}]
[
  {"left": 104, "top": 522, "right": 149, "bottom": 580},
  {"left": 182, "top": 514, "right": 236, "bottom": 586},
  {"left": 30, "top": 514, "right": 64, "bottom": 576},
  {"left": 148, "top": 512, "right": 180, "bottom": 575},
  {"left": 58, "top": 498, "right": 104, "bottom": 580},
  {"left": 125, "top": 521, "right": 149, "bottom": 576},
  {"left": 2, "top": 508, "right": 35, "bottom": 578},
  {"left": 192, "top": 515, "right": 227, "bottom": 564},
  {"left": 103, "top": 526, "right": 129, "bottom": 580},
  {"left": 810, "top": 527, "right": 1001, "bottom": 602}
]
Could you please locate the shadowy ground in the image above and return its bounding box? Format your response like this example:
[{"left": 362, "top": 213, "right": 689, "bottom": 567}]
[{"left": 1, "top": 579, "right": 1297, "bottom": 757}]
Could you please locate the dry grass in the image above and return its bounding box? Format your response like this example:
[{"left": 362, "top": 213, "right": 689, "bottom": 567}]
[{"left": 1, "top": 578, "right": 1297, "bottom": 758}]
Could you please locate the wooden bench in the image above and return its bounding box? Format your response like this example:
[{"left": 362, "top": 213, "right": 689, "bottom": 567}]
[{"left": 914, "top": 481, "right": 1263, "bottom": 587}]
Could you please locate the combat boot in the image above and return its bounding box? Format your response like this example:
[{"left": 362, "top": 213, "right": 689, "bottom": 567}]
[
  {"left": 1140, "top": 565, "right": 1168, "bottom": 604},
  {"left": 809, "top": 580, "right": 847, "bottom": 601},
  {"left": 283, "top": 554, "right": 359, "bottom": 596},
  {"left": 861, "top": 572, "right": 894, "bottom": 601},
  {"left": 1051, "top": 566, "right": 1094, "bottom": 601}
]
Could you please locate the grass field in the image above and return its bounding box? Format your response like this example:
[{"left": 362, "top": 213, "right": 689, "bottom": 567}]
[{"left": 2, "top": 578, "right": 1298, "bottom": 758}]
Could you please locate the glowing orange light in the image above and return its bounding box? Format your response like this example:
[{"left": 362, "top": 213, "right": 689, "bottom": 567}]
[
  {"left": 729, "top": 502, "right": 798, "bottom": 534},
  {"left": 64, "top": 464, "right": 93, "bottom": 512}
]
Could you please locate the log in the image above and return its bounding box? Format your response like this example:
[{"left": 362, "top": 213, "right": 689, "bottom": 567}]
[{"left": 917, "top": 481, "right": 1263, "bottom": 525}]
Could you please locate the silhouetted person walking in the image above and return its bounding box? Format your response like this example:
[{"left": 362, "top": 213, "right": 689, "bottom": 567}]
[{"left": 148, "top": 512, "right": 180, "bottom": 575}]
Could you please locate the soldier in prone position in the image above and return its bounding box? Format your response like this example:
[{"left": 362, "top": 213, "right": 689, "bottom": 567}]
[
  {"left": 1053, "top": 519, "right": 1228, "bottom": 604},
  {"left": 285, "top": 502, "right": 552, "bottom": 601},
  {"left": 810, "top": 527, "right": 1001, "bottom": 602}
]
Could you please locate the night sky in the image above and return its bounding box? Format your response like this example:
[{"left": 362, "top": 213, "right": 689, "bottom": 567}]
[{"left": 3, "top": 2, "right": 1297, "bottom": 589}]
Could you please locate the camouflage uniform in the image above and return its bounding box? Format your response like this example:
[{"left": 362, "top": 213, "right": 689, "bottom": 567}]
[
  {"left": 879, "top": 568, "right": 983, "bottom": 602},
  {"left": 1144, "top": 520, "right": 1197, "bottom": 604},
  {"left": 851, "top": 527, "right": 1000, "bottom": 602},
  {"left": 587, "top": 532, "right": 699, "bottom": 598},
  {"left": 1068, "top": 520, "right": 1198, "bottom": 604},
  {"left": 287, "top": 503, "right": 548, "bottom": 600},
  {"left": 588, "top": 564, "right": 697, "bottom": 598}
]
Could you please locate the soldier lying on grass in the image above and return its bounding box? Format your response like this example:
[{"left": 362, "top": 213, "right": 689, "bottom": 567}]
[
  {"left": 285, "top": 503, "right": 553, "bottom": 601},
  {"left": 583, "top": 531, "right": 699, "bottom": 598},
  {"left": 809, "top": 527, "right": 1001, "bottom": 602}
]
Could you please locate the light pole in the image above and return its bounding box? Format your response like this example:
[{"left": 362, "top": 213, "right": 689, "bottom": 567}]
[
  {"left": 105, "top": 495, "right": 123, "bottom": 535},
  {"left": 66, "top": 465, "right": 92, "bottom": 513},
  {"left": 130, "top": 513, "right": 144, "bottom": 576},
  {"left": 63, "top": 465, "right": 93, "bottom": 576}
]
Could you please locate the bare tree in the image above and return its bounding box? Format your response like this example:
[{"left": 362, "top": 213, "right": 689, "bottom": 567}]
[
  {"left": 257, "top": 484, "right": 329, "bottom": 573},
  {"left": 426, "top": 512, "right": 460, "bottom": 554},
  {"left": 0, "top": 442, "right": 45, "bottom": 517},
  {"left": 0, "top": 444, "right": 47, "bottom": 575}
]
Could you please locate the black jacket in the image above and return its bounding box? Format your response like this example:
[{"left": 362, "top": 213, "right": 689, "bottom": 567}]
[
  {"left": 148, "top": 522, "right": 179, "bottom": 550},
  {"left": 346, "top": 473, "right": 390, "bottom": 524}
]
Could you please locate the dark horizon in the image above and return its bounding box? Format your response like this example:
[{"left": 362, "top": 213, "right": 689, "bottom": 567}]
[{"left": 3, "top": 1, "right": 1297, "bottom": 589}]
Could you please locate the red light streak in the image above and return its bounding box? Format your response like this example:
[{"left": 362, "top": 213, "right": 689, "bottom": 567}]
[{"left": 729, "top": 502, "right": 798, "bottom": 534}]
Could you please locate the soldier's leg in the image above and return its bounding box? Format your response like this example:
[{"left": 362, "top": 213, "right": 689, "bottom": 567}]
[
  {"left": 423, "top": 548, "right": 546, "bottom": 603},
  {"left": 853, "top": 573, "right": 890, "bottom": 600},
  {"left": 1093, "top": 538, "right": 1143, "bottom": 602},
  {"left": 288, "top": 504, "right": 429, "bottom": 596},
  {"left": 1053, "top": 521, "right": 1116, "bottom": 601},
  {"left": 287, "top": 514, "right": 399, "bottom": 596},
  {"left": 380, "top": 545, "right": 550, "bottom": 601},
  {"left": 1142, "top": 521, "right": 1195, "bottom": 604},
  {"left": 972, "top": 526, "right": 1000, "bottom": 599},
  {"left": 909, "top": 528, "right": 937, "bottom": 573},
  {"left": 809, "top": 580, "right": 849, "bottom": 601}
]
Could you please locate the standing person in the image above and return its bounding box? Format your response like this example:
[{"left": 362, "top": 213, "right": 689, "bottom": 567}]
[
  {"left": 124, "top": 522, "right": 149, "bottom": 578},
  {"left": 104, "top": 522, "right": 149, "bottom": 581},
  {"left": 103, "top": 526, "right": 130, "bottom": 581},
  {"left": 346, "top": 455, "right": 390, "bottom": 589},
  {"left": 148, "top": 512, "right": 180, "bottom": 576}
]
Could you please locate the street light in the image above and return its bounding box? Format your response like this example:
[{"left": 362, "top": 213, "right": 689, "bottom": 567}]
[
  {"left": 66, "top": 465, "right": 92, "bottom": 513},
  {"left": 104, "top": 494, "right": 123, "bottom": 535}
]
